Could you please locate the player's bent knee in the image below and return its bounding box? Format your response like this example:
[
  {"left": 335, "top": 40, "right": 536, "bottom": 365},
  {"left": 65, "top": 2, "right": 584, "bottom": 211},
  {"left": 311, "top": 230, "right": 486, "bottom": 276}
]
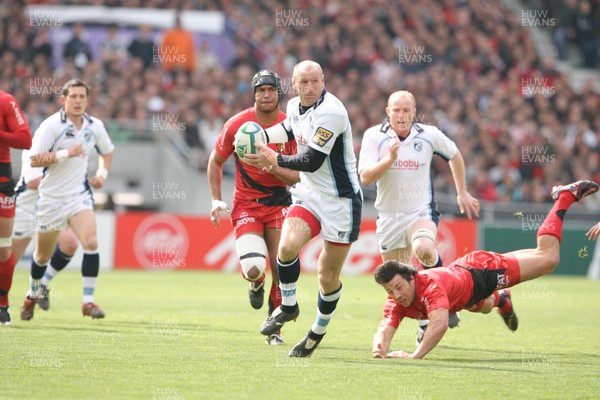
[
  {"left": 545, "top": 254, "right": 560, "bottom": 274},
  {"left": 318, "top": 267, "right": 338, "bottom": 287},
  {"left": 33, "top": 252, "right": 51, "bottom": 266},
  {"left": 236, "top": 234, "right": 268, "bottom": 281},
  {"left": 411, "top": 229, "right": 436, "bottom": 264},
  {"left": 0, "top": 249, "right": 10, "bottom": 262},
  {"left": 278, "top": 241, "right": 300, "bottom": 262},
  {"left": 80, "top": 236, "right": 98, "bottom": 251},
  {"left": 58, "top": 234, "right": 79, "bottom": 256},
  {"left": 0, "top": 237, "right": 12, "bottom": 261},
  {"left": 411, "top": 229, "right": 436, "bottom": 247}
]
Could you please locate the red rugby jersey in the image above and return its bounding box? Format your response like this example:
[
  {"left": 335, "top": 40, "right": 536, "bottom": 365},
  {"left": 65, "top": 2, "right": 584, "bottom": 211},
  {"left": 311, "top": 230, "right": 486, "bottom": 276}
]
[
  {"left": 379, "top": 266, "right": 474, "bottom": 328},
  {"left": 214, "top": 107, "right": 297, "bottom": 203}
]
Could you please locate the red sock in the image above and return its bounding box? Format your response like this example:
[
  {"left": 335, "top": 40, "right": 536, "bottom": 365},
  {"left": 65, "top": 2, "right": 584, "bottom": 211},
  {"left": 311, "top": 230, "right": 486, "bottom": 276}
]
[
  {"left": 494, "top": 291, "right": 512, "bottom": 314},
  {"left": 270, "top": 282, "right": 282, "bottom": 309},
  {"left": 0, "top": 252, "right": 15, "bottom": 307},
  {"left": 536, "top": 192, "right": 575, "bottom": 242},
  {"left": 492, "top": 291, "right": 500, "bottom": 307}
]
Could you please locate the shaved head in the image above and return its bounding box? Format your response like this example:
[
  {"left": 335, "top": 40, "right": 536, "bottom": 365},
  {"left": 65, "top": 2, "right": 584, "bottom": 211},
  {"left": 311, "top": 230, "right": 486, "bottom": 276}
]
[
  {"left": 387, "top": 91, "right": 416, "bottom": 108},
  {"left": 291, "top": 60, "right": 325, "bottom": 107},
  {"left": 293, "top": 60, "right": 323, "bottom": 77}
]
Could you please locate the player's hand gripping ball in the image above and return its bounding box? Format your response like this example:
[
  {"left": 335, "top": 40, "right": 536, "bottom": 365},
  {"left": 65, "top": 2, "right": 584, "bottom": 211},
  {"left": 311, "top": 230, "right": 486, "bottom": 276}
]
[{"left": 234, "top": 121, "right": 268, "bottom": 160}]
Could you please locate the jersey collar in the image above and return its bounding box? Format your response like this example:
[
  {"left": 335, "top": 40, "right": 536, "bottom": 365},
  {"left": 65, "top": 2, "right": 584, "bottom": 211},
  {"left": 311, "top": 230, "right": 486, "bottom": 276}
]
[
  {"left": 382, "top": 117, "right": 424, "bottom": 142},
  {"left": 60, "top": 108, "right": 94, "bottom": 124},
  {"left": 298, "top": 87, "right": 328, "bottom": 115}
]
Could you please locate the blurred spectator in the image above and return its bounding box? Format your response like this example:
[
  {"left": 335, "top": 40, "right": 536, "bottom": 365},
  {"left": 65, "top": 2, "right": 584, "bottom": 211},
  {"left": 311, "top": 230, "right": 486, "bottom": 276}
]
[
  {"left": 63, "top": 23, "right": 93, "bottom": 70},
  {"left": 196, "top": 40, "right": 219, "bottom": 73},
  {"left": 228, "top": 42, "right": 260, "bottom": 71},
  {"left": 551, "top": 0, "right": 578, "bottom": 61},
  {"left": 572, "top": 0, "right": 598, "bottom": 68},
  {"left": 100, "top": 24, "right": 128, "bottom": 73},
  {"left": 128, "top": 25, "right": 155, "bottom": 69},
  {"left": 29, "top": 29, "right": 53, "bottom": 62},
  {"left": 160, "top": 13, "right": 196, "bottom": 76},
  {"left": 198, "top": 104, "right": 223, "bottom": 151}
]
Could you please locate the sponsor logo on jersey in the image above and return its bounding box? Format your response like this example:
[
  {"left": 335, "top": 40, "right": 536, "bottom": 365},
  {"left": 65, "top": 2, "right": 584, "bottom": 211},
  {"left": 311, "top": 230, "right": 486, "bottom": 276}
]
[
  {"left": 392, "top": 159, "right": 422, "bottom": 170},
  {"left": 497, "top": 272, "right": 509, "bottom": 288},
  {"left": 133, "top": 214, "right": 189, "bottom": 270},
  {"left": 312, "top": 127, "right": 333, "bottom": 147},
  {"left": 235, "top": 216, "right": 257, "bottom": 227},
  {"left": 0, "top": 195, "right": 15, "bottom": 209},
  {"left": 84, "top": 130, "right": 94, "bottom": 143},
  {"left": 10, "top": 101, "right": 25, "bottom": 125},
  {"left": 337, "top": 231, "right": 349, "bottom": 240}
]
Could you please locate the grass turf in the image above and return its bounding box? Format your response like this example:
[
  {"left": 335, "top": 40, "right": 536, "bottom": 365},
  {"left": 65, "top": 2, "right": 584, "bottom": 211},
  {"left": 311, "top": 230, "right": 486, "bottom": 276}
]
[{"left": 1, "top": 270, "right": 599, "bottom": 399}]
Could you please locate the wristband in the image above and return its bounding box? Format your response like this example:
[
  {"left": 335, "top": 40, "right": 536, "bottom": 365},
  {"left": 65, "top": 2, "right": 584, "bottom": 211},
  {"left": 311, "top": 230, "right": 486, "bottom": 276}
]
[
  {"left": 96, "top": 167, "right": 109, "bottom": 180},
  {"left": 55, "top": 149, "right": 69, "bottom": 163},
  {"left": 211, "top": 199, "right": 229, "bottom": 211}
]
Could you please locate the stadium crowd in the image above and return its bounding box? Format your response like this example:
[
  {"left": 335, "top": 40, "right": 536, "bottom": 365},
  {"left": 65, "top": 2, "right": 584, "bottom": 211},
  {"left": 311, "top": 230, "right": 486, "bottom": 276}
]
[{"left": 0, "top": 0, "right": 598, "bottom": 204}]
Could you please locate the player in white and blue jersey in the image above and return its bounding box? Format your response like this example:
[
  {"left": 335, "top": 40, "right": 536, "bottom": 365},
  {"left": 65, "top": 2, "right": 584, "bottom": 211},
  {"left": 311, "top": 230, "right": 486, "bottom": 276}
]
[
  {"left": 358, "top": 91, "right": 480, "bottom": 342},
  {"left": 20, "top": 79, "right": 114, "bottom": 321},
  {"left": 12, "top": 149, "right": 79, "bottom": 312},
  {"left": 243, "top": 60, "right": 362, "bottom": 357}
]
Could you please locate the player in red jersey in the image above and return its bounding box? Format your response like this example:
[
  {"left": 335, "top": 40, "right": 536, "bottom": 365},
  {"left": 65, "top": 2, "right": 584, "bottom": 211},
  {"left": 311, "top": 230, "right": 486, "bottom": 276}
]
[
  {"left": 371, "top": 180, "right": 599, "bottom": 360},
  {"left": 0, "top": 90, "right": 33, "bottom": 325},
  {"left": 207, "top": 70, "right": 299, "bottom": 345}
]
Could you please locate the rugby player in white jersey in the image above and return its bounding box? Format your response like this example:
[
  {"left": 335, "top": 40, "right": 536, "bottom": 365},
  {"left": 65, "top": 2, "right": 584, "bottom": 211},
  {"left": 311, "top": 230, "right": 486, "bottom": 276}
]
[
  {"left": 358, "top": 91, "right": 480, "bottom": 342},
  {"left": 20, "top": 79, "right": 114, "bottom": 321},
  {"left": 12, "top": 148, "right": 80, "bottom": 312},
  {"left": 243, "top": 60, "right": 363, "bottom": 357}
]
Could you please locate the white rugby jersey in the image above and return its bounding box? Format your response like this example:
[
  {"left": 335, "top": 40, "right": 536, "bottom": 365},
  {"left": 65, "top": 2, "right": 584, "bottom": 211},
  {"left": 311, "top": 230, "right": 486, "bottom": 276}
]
[
  {"left": 283, "top": 89, "right": 360, "bottom": 198},
  {"left": 14, "top": 149, "right": 42, "bottom": 211},
  {"left": 358, "top": 121, "right": 458, "bottom": 214},
  {"left": 31, "top": 109, "right": 114, "bottom": 200}
]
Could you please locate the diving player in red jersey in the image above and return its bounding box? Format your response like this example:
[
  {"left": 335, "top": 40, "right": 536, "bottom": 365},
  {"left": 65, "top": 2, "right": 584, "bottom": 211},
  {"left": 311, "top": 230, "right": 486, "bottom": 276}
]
[
  {"left": 207, "top": 70, "right": 298, "bottom": 345},
  {"left": 0, "top": 90, "right": 33, "bottom": 325},
  {"left": 371, "top": 180, "right": 599, "bottom": 359}
]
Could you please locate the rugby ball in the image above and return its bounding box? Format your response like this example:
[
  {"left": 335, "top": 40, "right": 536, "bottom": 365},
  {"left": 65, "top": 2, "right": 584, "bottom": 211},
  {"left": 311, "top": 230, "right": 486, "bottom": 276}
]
[{"left": 234, "top": 121, "right": 267, "bottom": 158}]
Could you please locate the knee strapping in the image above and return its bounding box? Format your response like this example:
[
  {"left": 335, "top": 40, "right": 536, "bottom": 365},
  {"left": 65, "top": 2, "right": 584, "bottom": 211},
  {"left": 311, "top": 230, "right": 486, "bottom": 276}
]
[
  {"left": 235, "top": 234, "right": 267, "bottom": 280},
  {"left": 411, "top": 228, "right": 436, "bottom": 245},
  {"left": 0, "top": 236, "right": 12, "bottom": 247}
]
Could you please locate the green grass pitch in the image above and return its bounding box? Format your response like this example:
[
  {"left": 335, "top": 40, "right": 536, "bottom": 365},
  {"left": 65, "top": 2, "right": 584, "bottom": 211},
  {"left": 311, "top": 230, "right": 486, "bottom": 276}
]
[{"left": 1, "top": 270, "right": 599, "bottom": 399}]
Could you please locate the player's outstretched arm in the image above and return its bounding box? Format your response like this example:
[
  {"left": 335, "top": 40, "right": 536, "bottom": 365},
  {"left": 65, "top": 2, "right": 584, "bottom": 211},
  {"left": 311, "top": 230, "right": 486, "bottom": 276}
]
[
  {"left": 388, "top": 308, "right": 449, "bottom": 360},
  {"left": 371, "top": 324, "right": 396, "bottom": 358},
  {"left": 586, "top": 221, "right": 600, "bottom": 241},
  {"left": 448, "top": 151, "right": 479, "bottom": 220},
  {"left": 207, "top": 150, "right": 230, "bottom": 228},
  {"left": 411, "top": 308, "right": 448, "bottom": 359}
]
